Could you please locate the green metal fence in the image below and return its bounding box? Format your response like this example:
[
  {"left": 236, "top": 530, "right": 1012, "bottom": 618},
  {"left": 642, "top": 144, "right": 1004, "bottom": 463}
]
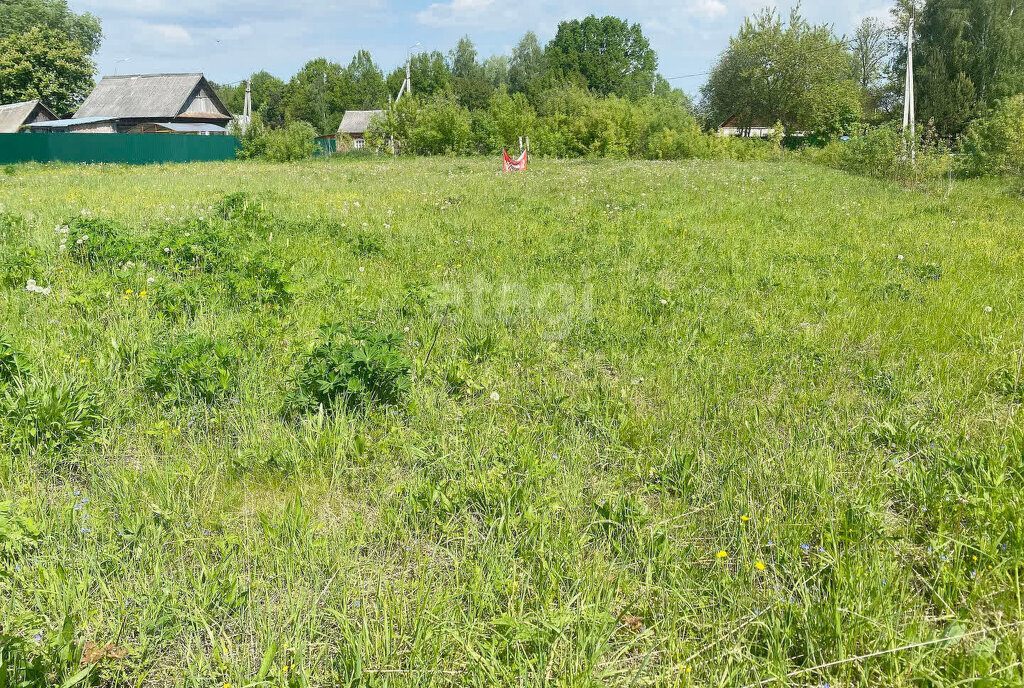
[{"left": 0, "top": 132, "right": 238, "bottom": 165}]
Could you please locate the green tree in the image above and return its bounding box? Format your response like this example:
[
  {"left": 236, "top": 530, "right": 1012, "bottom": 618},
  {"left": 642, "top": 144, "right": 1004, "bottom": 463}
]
[
  {"left": 850, "top": 17, "right": 890, "bottom": 119},
  {"left": 483, "top": 55, "right": 509, "bottom": 89},
  {"left": 217, "top": 72, "right": 288, "bottom": 127},
  {"left": 509, "top": 31, "right": 545, "bottom": 100},
  {"left": 915, "top": 0, "right": 1024, "bottom": 137},
  {"left": 346, "top": 49, "right": 386, "bottom": 110},
  {"left": 385, "top": 50, "right": 452, "bottom": 100},
  {"left": 544, "top": 16, "right": 657, "bottom": 99},
  {"left": 0, "top": 0, "right": 101, "bottom": 54},
  {"left": 449, "top": 36, "right": 491, "bottom": 109},
  {"left": 0, "top": 0, "right": 100, "bottom": 113},
  {"left": 701, "top": 7, "right": 859, "bottom": 137},
  {"left": 0, "top": 27, "right": 94, "bottom": 114},
  {"left": 285, "top": 59, "right": 347, "bottom": 135}
]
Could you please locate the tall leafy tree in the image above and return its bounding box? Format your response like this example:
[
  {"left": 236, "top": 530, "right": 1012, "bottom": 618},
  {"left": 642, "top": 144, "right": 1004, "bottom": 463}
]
[
  {"left": 701, "top": 7, "right": 859, "bottom": 137},
  {"left": 346, "top": 49, "right": 386, "bottom": 110},
  {"left": 850, "top": 17, "right": 890, "bottom": 118},
  {"left": 0, "top": 0, "right": 100, "bottom": 113},
  {"left": 483, "top": 55, "right": 509, "bottom": 89},
  {"left": 385, "top": 50, "right": 451, "bottom": 100},
  {"left": 508, "top": 31, "right": 545, "bottom": 100},
  {"left": 216, "top": 71, "right": 287, "bottom": 127},
  {"left": 0, "top": 0, "right": 101, "bottom": 54},
  {"left": 544, "top": 16, "right": 657, "bottom": 99},
  {"left": 915, "top": 0, "right": 1024, "bottom": 136},
  {"left": 448, "top": 36, "right": 491, "bottom": 109},
  {"left": 285, "top": 58, "right": 347, "bottom": 135},
  {"left": 0, "top": 27, "right": 94, "bottom": 114}
]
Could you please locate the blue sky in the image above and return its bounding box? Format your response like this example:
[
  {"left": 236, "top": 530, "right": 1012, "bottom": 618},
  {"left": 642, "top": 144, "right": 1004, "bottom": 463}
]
[{"left": 69, "top": 0, "right": 892, "bottom": 95}]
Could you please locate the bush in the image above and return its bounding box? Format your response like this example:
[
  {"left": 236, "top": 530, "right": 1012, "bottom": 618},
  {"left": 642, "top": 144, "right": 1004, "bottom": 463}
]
[
  {"left": 284, "top": 323, "right": 411, "bottom": 417},
  {"left": 409, "top": 90, "right": 472, "bottom": 155},
  {"left": 234, "top": 114, "right": 317, "bottom": 162},
  {"left": 264, "top": 121, "right": 318, "bottom": 162},
  {"left": 142, "top": 335, "right": 240, "bottom": 407},
  {"left": 813, "top": 123, "right": 948, "bottom": 183},
  {"left": 959, "top": 95, "right": 1024, "bottom": 177},
  {"left": 0, "top": 336, "right": 29, "bottom": 387}
]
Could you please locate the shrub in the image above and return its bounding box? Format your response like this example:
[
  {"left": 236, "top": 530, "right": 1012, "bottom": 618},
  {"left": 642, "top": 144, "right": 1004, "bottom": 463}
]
[
  {"left": 234, "top": 114, "right": 317, "bottom": 162},
  {"left": 813, "top": 123, "right": 948, "bottom": 183},
  {"left": 408, "top": 90, "right": 472, "bottom": 155},
  {"left": 142, "top": 335, "right": 239, "bottom": 407},
  {"left": 263, "top": 121, "right": 318, "bottom": 162},
  {"left": 284, "top": 323, "right": 411, "bottom": 417},
  {"left": 233, "top": 111, "right": 268, "bottom": 160},
  {"left": 959, "top": 95, "right": 1024, "bottom": 177},
  {"left": 2, "top": 376, "right": 104, "bottom": 456}
]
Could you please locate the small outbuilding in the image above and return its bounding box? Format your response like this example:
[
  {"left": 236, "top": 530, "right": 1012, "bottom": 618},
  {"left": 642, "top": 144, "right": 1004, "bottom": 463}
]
[
  {"left": 337, "top": 110, "right": 381, "bottom": 150},
  {"left": 718, "top": 115, "right": 778, "bottom": 138},
  {"left": 0, "top": 100, "right": 58, "bottom": 133}
]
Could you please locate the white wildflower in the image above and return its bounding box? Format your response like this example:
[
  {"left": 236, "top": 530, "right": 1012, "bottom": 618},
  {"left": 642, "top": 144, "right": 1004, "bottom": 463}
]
[
  {"left": 984, "top": 306, "right": 993, "bottom": 313},
  {"left": 490, "top": 391, "right": 500, "bottom": 402}
]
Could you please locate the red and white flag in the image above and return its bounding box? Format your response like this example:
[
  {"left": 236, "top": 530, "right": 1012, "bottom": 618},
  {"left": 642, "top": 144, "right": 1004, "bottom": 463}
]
[{"left": 502, "top": 148, "right": 528, "bottom": 172}]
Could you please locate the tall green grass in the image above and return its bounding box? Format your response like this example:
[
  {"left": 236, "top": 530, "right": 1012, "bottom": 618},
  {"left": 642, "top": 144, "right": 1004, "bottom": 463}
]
[{"left": 1, "top": 156, "right": 1023, "bottom": 686}]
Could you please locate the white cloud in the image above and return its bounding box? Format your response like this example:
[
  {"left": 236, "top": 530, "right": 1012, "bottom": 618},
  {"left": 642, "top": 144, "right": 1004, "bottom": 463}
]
[
  {"left": 149, "top": 23, "right": 192, "bottom": 44},
  {"left": 416, "top": 0, "right": 497, "bottom": 27}
]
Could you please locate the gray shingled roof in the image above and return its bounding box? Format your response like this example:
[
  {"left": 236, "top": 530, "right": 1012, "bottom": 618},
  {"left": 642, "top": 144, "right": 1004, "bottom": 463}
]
[
  {"left": 338, "top": 110, "right": 382, "bottom": 135},
  {"left": 75, "top": 74, "right": 229, "bottom": 119},
  {"left": 0, "top": 100, "right": 56, "bottom": 133}
]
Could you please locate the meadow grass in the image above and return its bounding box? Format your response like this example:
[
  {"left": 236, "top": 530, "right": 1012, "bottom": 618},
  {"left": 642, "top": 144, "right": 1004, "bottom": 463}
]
[{"left": 1, "top": 156, "right": 1023, "bottom": 687}]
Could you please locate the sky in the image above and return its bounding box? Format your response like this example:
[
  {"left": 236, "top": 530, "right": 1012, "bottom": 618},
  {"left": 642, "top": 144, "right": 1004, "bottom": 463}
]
[{"left": 69, "top": 0, "right": 893, "bottom": 95}]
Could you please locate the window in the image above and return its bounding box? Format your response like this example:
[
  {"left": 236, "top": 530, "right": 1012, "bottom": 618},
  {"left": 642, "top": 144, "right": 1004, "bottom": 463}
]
[{"left": 353, "top": 138, "right": 365, "bottom": 149}]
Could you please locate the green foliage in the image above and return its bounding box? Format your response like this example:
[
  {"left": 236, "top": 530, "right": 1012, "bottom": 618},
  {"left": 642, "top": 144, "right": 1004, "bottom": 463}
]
[
  {"left": 0, "top": 499, "right": 40, "bottom": 565},
  {"left": 0, "top": 617, "right": 95, "bottom": 688},
  {"left": 151, "top": 219, "right": 233, "bottom": 274},
  {"left": 0, "top": 0, "right": 101, "bottom": 54},
  {"left": 264, "top": 121, "right": 318, "bottom": 162},
  {"left": 407, "top": 90, "right": 473, "bottom": 155},
  {"left": 0, "top": 26, "right": 95, "bottom": 115},
  {"left": 1, "top": 375, "right": 103, "bottom": 456},
  {"left": 236, "top": 117, "right": 317, "bottom": 162},
  {"left": 0, "top": 336, "right": 29, "bottom": 387},
  {"left": 701, "top": 7, "right": 859, "bottom": 138},
  {"left": 65, "top": 216, "right": 141, "bottom": 267},
  {"left": 545, "top": 15, "right": 656, "bottom": 100},
  {"left": 958, "top": 95, "right": 1024, "bottom": 177},
  {"left": 142, "top": 335, "right": 239, "bottom": 407},
  {"left": 285, "top": 323, "right": 411, "bottom": 417},
  {"left": 813, "top": 122, "right": 948, "bottom": 183},
  {"left": 916, "top": 0, "right": 1024, "bottom": 137}
]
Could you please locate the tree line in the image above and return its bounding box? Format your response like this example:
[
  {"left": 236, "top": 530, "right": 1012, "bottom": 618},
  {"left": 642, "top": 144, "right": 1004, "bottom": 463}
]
[
  {"left": 1, "top": 0, "right": 1022, "bottom": 152},
  {"left": 214, "top": 16, "right": 671, "bottom": 138}
]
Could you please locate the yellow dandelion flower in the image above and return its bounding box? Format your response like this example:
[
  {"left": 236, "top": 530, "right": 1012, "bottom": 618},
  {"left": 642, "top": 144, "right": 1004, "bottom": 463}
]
[
  {"left": 755, "top": 561, "right": 766, "bottom": 571},
  {"left": 716, "top": 550, "right": 727, "bottom": 559},
  {"left": 139, "top": 290, "right": 147, "bottom": 297},
  {"left": 741, "top": 515, "right": 750, "bottom": 522}
]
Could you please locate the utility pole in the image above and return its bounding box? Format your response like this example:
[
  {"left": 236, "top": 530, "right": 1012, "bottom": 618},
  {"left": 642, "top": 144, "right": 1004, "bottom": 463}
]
[
  {"left": 243, "top": 79, "right": 251, "bottom": 120},
  {"left": 902, "top": 12, "right": 916, "bottom": 161},
  {"left": 396, "top": 41, "right": 420, "bottom": 102}
]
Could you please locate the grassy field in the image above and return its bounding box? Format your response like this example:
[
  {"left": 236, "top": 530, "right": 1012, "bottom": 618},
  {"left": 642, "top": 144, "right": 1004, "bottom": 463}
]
[{"left": 1, "top": 156, "right": 1023, "bottom": 687}]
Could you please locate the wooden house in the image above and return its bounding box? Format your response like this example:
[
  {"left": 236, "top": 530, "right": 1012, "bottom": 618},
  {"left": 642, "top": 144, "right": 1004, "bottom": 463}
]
[
  {"left": 337, "top": 110, "right": 382, "bottom": 150},
  {"left": 27, "top": 74, "right": 232, "bottom": 134}
]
